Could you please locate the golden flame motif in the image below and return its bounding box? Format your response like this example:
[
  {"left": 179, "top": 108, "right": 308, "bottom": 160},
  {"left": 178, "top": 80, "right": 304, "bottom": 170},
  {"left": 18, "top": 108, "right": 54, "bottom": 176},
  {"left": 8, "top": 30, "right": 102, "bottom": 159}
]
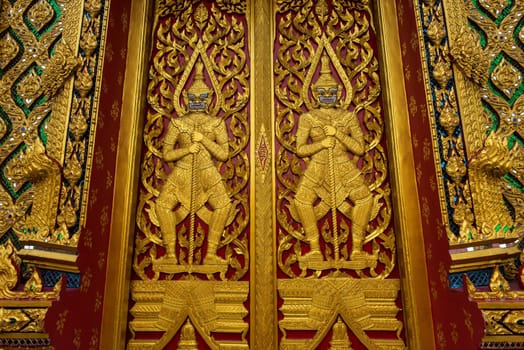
[
  {"left": 0, "top": 31, "right": 20, "bottom": 70},
  {"left": 27, "top": 0, "right": 55, "bottom": 32}
]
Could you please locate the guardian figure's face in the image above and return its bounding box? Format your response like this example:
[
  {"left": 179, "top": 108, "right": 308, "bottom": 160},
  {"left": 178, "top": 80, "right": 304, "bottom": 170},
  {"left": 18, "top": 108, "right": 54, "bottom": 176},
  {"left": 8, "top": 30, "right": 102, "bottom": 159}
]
[
  {"left": 186, "top": 92, "right": 209, "bottom": 111},
  {"left": 313, "top": 84, "right": 340, "bottom": 107},
  {"left": 315, "top": 86, "right": 338, "bottom": 105}
]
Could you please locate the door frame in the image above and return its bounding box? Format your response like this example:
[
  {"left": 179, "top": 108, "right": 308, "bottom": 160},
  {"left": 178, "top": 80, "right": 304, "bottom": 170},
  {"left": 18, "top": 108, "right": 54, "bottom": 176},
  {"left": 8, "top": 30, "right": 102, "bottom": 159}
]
[{"left": 101, "top": 1, "right": 435, "bottom": 348}]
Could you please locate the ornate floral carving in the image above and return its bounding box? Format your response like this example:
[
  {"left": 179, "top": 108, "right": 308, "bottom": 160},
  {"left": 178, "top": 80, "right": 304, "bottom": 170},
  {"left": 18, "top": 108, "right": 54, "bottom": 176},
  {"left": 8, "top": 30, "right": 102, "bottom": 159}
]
[
  {"left": 0, "top": 0, "right": 106, "bottom": 255},
  {"left": 135, "top": 0, "right": 250, "bottom": 282},
  {"left": 417, "top": 0, "right": 524, "bottom": 279},
  {"left": 0, "top": 32, "right": 20, "bottom": 70},
  {"left": 444, "top": 0, "right": 524, "bottom": 248},
  {"left": 416, "top": 0, "right": 475, "bottom": 243},
  {"left": 26, "top": 0, "right": 55, "bottom": 33},
  {"left": 274, "top": 0, "right": 394, "bottom": 279},
  {"left": 216, "top": 0, "right": 246, "bottom": 14},
  {"left": 255, "top": 124, "right": 270, "bottom": 183}
]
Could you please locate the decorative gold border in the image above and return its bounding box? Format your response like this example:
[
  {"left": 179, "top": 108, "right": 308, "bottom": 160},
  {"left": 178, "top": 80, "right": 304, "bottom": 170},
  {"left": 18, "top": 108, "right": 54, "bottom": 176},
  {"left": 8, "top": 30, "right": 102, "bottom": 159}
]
[
  {"left": 482, "top": 335, "right": 524, "bottom": 343},
  {"left": 80, "top": 0, "right": 112, "bottom": 228},
  {"left": 375, "top": 1, "right": 435, "bottom": 348},
  {"left": 100, "top": 1, "right": 153, "bottom": 348},
  {"left": 102, "top": 1, "right": 435, "bottom": 348},
  {"left": 250, "top": 1, "right": 278, "bottom": 348},
  {"left": 413, "top": 0, "right": 458, "bottom": 238}
]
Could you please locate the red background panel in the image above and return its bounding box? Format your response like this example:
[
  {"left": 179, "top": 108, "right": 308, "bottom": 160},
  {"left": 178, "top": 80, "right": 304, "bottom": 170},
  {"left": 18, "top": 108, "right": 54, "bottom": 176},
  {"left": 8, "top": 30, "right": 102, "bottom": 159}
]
[
  {"left": 45, "top": 0, "right": 131, "bottom": 348},
  {"left": 395, "top": 0, "right": 485, "bottom": 348}
]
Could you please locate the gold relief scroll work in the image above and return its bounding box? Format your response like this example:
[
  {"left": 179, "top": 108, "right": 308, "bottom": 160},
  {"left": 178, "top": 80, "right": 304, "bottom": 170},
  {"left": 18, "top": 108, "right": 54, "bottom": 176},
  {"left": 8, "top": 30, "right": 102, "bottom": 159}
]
[
  {"left": 130, "top": 0, "right": 249, "bottom": 347},
  {"left": 275, "top": 0, "right": 395, "bottom": 278},
  {"left": 274, "top": 0, "right": 404, "bottom": 348}
]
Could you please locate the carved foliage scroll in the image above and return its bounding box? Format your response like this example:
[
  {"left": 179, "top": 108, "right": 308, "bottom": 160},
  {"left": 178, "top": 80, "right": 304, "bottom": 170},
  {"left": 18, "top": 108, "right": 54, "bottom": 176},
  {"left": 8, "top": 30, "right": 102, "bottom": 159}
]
[
  {"left": 274, "top": 0, "right": 395, "bottom": 279},
  {"left": 129, "top": 2, "right": 250, "bottom": 347},
  {"left": 134, "top": 0, "right": 250, "bottom": 283},
  {"left": 274, "top": 1, "right": 404, "bottom": 348}
]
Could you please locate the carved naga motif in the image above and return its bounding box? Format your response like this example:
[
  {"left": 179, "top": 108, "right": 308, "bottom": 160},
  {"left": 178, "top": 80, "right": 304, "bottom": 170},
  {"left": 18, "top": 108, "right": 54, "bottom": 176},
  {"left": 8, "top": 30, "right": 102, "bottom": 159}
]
[
  {"left": 6, "top": 137, "right": 62, "bottom": 239},
  {"left": 0, "top": 0, "right": 105, "bottom": 257},
  {"left": 0, "top": 0, "right": 107, "bottom": 345},
  {"left": 418, "top": 0, "right": 523, "bottom": 250},
  {"left": 448, "top": 3, "right": 524, "bottom": 241},
  {"left": 467, "top": 132, "right": 517, "bottom": 238}
]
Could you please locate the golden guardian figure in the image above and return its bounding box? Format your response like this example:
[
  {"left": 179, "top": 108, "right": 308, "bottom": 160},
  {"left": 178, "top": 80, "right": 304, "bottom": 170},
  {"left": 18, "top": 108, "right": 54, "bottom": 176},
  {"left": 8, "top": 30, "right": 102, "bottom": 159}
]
[
  {"left": 294, "top": 52, "right": 373, "bottom": 262},
  {"left": 155, "top": 60, "right": 231, "bottom": 266}
]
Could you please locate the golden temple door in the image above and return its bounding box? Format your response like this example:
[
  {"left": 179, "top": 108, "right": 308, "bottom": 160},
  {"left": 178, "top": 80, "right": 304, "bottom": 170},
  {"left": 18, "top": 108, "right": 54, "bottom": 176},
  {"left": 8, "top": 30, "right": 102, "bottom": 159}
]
[{"left": 103, "top": 1, "right": 433, "bottom": 349}]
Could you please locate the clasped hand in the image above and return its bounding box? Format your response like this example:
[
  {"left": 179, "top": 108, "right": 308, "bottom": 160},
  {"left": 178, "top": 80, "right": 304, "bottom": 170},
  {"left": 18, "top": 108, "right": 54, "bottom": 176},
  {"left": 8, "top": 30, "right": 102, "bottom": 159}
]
[
  {"left": 192, "top": 131, "right": 203, "bottom": 142},
  {"left": 322, "top": 125, "right": 337, "bottom": 148},
  {"left": 188, "top": 131, "right": 204, "bottom": 154},
  {"left": 323, "top": 125, "right": 336, "bottom": 136}
]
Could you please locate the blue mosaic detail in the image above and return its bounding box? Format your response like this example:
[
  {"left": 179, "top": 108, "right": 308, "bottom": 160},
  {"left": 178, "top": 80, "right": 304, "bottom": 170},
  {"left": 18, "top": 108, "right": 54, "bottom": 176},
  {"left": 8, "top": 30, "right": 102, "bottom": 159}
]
[
  {"left": 40, "top": 268, "right": 80, "bottom": 289},
  {"left": 449, "top": 268, "right": 492, "bottom": 288}
]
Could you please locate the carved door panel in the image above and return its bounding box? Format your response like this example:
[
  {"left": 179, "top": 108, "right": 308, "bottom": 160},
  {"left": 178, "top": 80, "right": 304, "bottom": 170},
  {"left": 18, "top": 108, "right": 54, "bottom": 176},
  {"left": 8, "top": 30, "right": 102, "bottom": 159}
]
[{"left": 119, "top": 1, "right": 430, "bottom": 349}]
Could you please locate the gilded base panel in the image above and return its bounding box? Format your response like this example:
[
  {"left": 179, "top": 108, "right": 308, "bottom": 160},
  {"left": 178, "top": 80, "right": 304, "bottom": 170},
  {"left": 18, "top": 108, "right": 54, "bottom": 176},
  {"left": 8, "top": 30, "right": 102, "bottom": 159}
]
[
  {"left": 466, "top": 267, "right": 524, "bottom": 345},
  {"left": 278, "top": 278, "right": 404, "bottom": 350},
  {"left": 129, "top": 280, "right": 249, "bottom": 350}
]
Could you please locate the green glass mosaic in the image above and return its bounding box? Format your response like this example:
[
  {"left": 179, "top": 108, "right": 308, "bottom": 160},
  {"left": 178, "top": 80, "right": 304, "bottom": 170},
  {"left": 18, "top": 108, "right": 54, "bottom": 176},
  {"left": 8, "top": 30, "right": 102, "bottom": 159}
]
[{"left": 472, "top": 0, "right": 515, "bottom": 26}]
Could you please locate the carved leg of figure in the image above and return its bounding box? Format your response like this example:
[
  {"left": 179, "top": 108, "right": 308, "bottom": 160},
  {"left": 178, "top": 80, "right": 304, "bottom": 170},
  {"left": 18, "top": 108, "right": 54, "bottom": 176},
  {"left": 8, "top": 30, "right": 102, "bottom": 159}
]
[
  {"left": 295, "top": 195, "right": 323, "bottom": 261},
  {"left": 349, "top": 194, "right": 373, "bottom": 260},
  {"left": 156, "top": 207, "right": 177, "bottom": 261},
  {"left": 156, "top": 189, "right": 179, "bottom": 262},
  {"left": 203, "top": 204, "right": 230, "bottom": 265}
]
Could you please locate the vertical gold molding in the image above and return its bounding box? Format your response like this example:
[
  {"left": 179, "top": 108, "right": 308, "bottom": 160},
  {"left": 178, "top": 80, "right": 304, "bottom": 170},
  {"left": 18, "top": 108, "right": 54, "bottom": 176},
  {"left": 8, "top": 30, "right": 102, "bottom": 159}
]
[
  {"left": 100, "top": 0, "right": 152, "bottom": 349},
  {"left": 375, "top": 1, "right": 435, "bottom": 348},
  {"left": 250, "top": 0, "right": 278, "bottom": 349}
]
